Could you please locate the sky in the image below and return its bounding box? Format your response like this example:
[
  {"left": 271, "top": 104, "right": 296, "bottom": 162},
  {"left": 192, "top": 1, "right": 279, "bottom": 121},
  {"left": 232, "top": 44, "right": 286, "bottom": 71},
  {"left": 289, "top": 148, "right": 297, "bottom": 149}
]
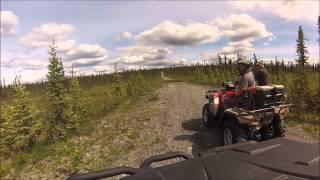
[{"left": 1, "top": 0, "right": 319, "bottom": 83}]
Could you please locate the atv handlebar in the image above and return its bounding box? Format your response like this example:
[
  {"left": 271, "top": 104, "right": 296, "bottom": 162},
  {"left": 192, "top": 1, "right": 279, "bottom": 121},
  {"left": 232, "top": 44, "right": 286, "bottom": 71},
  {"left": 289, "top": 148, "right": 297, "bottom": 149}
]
[
  {"left": 67, "top": 167, "right": 139, "bottom": 180},
  {"left": 139, "top": 151, "right": 193, "bottom": 168},
  {"left": 67, "top": 152, "right": 192, "bottom": 180}
]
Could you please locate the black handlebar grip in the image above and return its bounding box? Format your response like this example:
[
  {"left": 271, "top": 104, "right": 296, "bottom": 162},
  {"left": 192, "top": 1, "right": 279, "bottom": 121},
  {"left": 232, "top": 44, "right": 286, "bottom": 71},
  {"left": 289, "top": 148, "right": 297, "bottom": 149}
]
[{"left": 67, "top": 167, "right": 138, "bottom": 180}]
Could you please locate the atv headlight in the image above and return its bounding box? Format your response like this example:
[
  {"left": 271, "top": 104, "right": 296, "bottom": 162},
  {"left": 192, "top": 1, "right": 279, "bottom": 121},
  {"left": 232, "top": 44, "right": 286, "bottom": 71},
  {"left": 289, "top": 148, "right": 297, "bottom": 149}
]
[
  {"left": 212, "top": 96, "right": 219, "bottom": 114},
  {"left": 213, "top": 96, "right": 219, "bottom": 105}
]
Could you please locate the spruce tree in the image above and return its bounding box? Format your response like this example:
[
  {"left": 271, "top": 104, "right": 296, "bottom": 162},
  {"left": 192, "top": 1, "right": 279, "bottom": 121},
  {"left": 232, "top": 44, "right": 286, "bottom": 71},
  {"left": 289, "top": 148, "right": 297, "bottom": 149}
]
[
  {"left": 318, "top": 16, "right": 320, "bottom": 42},
  {"left": 2, "top": 77, "right": 35, "bottom": 151},
  {"left": 0, "top": 105, "right": 10, "bottom": 154},
  {"left": 65, "top": 76, "right": 84, "bottom": 130},
  {"left": 218, "top": 55, "right": 222, "bottom": 65},
  {"left": 296, "top": 25, "right": 309, "bottom": 68},
  {"left": 293, "top": 25, "right": 309, "bottom": 118},
  {"left": 224, "top": 54, "right": 227, "bottom": 65},
  {"left": 253, "top": 54, "right": 258, "bottom": 64},
  {"left": 112, "top": 63, "right": 126, "bottom": 104},
  {"left": 46, "top": 40, "right": 68, "bottom": 141}
]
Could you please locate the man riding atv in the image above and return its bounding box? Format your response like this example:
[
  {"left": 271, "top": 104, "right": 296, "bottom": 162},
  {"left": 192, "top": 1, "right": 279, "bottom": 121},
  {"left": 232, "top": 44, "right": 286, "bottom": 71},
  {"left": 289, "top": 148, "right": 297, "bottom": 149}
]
[
  {"left": 202, "top": 56, "right": 290, "bottom": 146},
  {"left": 224, "top": 56, "right": 255, "bottom": 109}
]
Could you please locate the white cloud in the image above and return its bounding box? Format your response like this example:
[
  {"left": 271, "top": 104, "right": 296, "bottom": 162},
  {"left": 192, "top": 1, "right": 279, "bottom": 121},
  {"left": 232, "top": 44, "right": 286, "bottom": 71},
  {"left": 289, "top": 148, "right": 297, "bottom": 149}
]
[
  {"left": 212, "top": 14, "right": 273, "bottom": 42},
  {"left": 211, "top": 14, "right": 272, "bottom": 55},
  {"left": 1, "top": 11, "right": 19, "bottom": 36},
  {"left": 135, "top": 20, "right": 221, "bottom": 46},
  {"left": 18, "top": 23, "right": 75, "bottom": 48},
  {"left": 1, "top": 57, "right": 13, "bottom": 68},
  {"left": 16, "top": 58, "right": 47, "bottom": 70},
  {"left": 56, "top": 40, "right": 77, "bottom": 53},
  {"left": 65, "top": 43, "right": 108, "bottom": 61},
  {"left": 118, "top": 46, "right": 171, "bottom": 61},
  {"left": 93, "top": 65, "right": 113, "bottom": 73},
  {"left": 17, "top": 23, "right": 109, "bottom": 70},
  {"left": 308, "top": 56, "right": 320, "bottom": 65},
  {"left": 114, "top": 31, "right": 133, "bottom": 41},
  {"left": 230, "top": 1, "right": 318, "bottom": 22},
  {"left": 199, "top": 52, "right": 218, "bottom": 63},
  {"left": 69, "top": 56, "right": 107, "bottom": 68},
  {"left": 131, "top": 14, "right": 273, "bottom": 58},
  {"left": 116, "top": 45, "right": 186, "bottom": 67},
  {"left": 64, "top": 67, "right": 80, "bottom": 76},
  {"left": 1, "top": 56, "right": 47, "bottom": 70},
  {"left": 18, "top": 69, "right": 47, "bottom": 83},
  {"left": 220, "top": 41, "right": 254, "bottom": 55}
]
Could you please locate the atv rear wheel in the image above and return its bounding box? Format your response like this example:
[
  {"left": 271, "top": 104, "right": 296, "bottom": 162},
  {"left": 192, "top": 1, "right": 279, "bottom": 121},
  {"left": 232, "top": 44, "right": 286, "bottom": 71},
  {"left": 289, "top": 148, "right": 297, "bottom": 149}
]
[
  {"left": 221, "top": 119, "right": 248, "bottom": 146},
  {"left": 260, "top": 125, "right": 274, "bottom": 141},
  {"left": 272, "top": 116, "right": 286, "bottom": 138},
  {"left": 202, "top": 104, "right": 215, "bottom": 128}
]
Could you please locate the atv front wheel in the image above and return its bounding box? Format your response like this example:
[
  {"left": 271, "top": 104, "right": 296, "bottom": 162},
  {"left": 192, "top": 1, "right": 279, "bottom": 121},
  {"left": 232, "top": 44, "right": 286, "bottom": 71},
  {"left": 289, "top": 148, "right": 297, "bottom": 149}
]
[
  {"left": 221, "top": 119, "right": 248, "bottom": 146},
  {"left": 202, "top": 104, "right": 215, "bottom": 128}
]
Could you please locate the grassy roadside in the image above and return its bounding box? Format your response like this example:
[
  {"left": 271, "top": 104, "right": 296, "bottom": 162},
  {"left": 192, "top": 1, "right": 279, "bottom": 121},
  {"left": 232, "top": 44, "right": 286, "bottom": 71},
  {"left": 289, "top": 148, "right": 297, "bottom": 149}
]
[
  {"left": 287, "top": 110, "right": 320, "bottom": 140},
  {"left": 0, "top": 78, "right": 167, "bottom": 179}
]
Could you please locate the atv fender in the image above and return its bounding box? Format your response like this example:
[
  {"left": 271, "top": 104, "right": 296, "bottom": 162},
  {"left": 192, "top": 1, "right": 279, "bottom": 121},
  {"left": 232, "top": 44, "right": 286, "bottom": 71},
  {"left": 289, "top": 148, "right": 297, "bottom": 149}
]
[
  {"left": 218, "top": 109, "right": 239, "bottom": 127},
  {"left": 218, "top": 109, "right": 256, "bottom": 127}
]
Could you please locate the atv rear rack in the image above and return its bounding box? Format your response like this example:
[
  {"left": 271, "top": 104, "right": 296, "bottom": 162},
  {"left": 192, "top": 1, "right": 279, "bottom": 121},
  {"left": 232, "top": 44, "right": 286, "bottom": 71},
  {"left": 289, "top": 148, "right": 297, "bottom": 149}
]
[{"left": 234, "top": 103, "right": 292, "bottom": 117}]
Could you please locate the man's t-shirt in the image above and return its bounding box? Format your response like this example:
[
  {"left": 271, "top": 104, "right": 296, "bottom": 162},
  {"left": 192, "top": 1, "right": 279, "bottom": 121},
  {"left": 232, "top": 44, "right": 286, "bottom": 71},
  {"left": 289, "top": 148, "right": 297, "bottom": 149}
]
[{"left": 238, "top": 71, "right": 256, "bottom": 91}]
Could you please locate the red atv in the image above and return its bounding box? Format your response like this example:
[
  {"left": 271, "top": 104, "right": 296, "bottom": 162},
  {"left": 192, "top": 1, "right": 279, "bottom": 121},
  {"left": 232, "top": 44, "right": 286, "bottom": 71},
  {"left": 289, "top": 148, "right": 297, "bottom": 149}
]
[{"left": 202, "top": 82, "right": 290, "bottom": 145}]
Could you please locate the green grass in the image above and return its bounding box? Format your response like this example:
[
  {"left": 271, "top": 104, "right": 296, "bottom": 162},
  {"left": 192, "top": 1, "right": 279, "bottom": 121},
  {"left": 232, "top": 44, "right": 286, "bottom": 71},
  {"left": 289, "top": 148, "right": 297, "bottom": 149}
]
[{"left": 287, "top": 110, "right": 320, "bottom": 139}]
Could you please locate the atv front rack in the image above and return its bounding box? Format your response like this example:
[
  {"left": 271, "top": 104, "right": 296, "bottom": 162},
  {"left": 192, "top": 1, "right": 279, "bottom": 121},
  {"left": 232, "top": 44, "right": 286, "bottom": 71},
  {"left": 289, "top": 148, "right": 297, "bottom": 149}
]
[{"left": 67, "top": 138, "right": 320, "bottom": 180}]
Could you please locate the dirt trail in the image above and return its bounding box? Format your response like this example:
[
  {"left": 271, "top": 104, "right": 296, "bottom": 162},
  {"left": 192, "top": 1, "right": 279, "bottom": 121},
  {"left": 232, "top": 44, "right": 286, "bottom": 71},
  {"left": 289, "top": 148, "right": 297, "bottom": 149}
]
[{"left": 150, "top": 82, "right": 219, "bottom": 155}]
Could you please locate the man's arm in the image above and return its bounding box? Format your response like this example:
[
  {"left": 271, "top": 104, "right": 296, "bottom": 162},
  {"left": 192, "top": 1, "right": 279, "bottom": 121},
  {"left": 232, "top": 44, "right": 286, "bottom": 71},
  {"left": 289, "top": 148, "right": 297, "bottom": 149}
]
[{"left": 235, "top": 77, "right": 248, "bottom": 96}]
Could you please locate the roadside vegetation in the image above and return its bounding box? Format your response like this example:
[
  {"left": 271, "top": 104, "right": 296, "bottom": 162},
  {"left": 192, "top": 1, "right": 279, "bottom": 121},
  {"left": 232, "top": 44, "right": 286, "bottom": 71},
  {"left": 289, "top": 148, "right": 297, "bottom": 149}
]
[{"left": 0, "top": 41, "right": 164, "bottom": 178}]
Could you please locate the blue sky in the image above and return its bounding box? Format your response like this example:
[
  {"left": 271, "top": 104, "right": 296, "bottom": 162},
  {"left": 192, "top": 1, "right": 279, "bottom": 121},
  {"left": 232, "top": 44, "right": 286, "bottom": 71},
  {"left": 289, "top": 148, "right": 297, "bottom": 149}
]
[{"left": 1, "top": 0, "right": 319, "bottom": 83}]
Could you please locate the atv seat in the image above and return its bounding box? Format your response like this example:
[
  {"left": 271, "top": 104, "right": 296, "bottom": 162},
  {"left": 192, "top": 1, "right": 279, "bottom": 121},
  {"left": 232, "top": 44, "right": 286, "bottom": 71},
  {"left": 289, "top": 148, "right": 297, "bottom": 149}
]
[
  {"left": 236, "top": 85, "right": 285, "bottom": 109},
  {"left": 236, "top": 87, "right": 256, "bottom": 109}
]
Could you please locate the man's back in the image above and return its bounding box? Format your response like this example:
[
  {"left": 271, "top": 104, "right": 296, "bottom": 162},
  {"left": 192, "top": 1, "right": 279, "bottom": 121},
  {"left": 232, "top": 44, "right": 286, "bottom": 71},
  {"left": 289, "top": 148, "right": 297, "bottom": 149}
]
[
  {"left": 255, "top": 68, "right": 269, "bottom": 86},
  {"left": 239, "top": 71, "right": 256, "bottom": 91}
]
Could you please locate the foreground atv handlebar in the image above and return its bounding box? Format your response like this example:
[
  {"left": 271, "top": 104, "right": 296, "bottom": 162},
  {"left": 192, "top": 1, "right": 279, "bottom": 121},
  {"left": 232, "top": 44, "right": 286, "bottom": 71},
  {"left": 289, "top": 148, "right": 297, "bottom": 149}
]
[
  {"left": 67, "top": 167, "right": 139, "bottom": 180},
  {"left": 139, "top": 151, "right": 193, "bottom": 168},
  {"left": 67, "top": 152, "right": 192, "bottom": 180}
]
